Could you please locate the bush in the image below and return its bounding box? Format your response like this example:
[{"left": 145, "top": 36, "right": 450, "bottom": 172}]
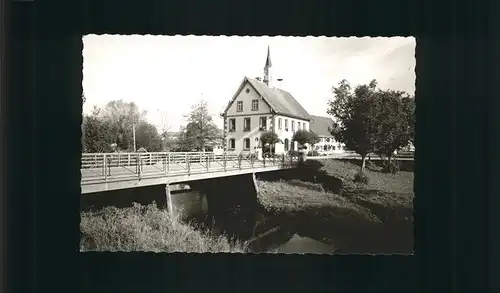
[
  {"left": 365, "top": 160, "right": 378, "bottom": 170},
  {"left": 353, "top": 171, "right": 370, "bottom": 184},
  {"left": 80, "top": 203, "right": 246, "bottom": 253},
  {"left": 307, "top": 150, "right": 320, "bottom": 157},
  {"left": 383, "top": 160, "right": 400, "bottom": 174}
]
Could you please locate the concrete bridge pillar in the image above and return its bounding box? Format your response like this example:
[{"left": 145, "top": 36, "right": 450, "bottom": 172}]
[
  {"left": 197, "top": 174, "right": 260, "bottom": 240},
  {"left": 165, "top": 184, "right": 175, "bottom": 218},
  {"left": 252, "top": 172, "right": 259, "bottom": 194}
]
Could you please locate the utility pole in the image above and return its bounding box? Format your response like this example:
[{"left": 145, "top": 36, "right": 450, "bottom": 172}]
[{"left": 133, "top": 123, "right": 137, "bottom": 152}]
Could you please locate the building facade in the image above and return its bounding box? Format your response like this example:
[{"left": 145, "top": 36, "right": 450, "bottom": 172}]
[
  {"left": 308, "top": 115, "right": 346, "bottom": 155},
  {"left": 222, "top": 46, "right": 312, "bottom": 155}
]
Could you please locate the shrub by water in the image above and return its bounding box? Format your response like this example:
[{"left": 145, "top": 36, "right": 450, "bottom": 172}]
[{"left": 354, "top": 171, "right": 370, "bottom": 184}]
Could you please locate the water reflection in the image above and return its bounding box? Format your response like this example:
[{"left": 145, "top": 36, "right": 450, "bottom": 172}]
[{"left": 274, "top": 234, "right": 337, "bottom": 254}]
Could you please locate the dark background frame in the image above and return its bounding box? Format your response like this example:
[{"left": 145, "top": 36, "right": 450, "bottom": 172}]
[{"left": 4, "top": 0, "right": 497, "bottom": 292}]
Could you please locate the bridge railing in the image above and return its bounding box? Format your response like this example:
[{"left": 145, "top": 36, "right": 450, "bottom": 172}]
[{"left": 81, "top": 152, "right": 299, "bottom": 184}]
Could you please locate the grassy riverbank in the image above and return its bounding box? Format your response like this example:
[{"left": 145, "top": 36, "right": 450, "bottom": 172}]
[
  {"left": 80, "top": 203, "right": 245, "bottom": 253},
  {"left": 256, "top": 159, "right": 414, "bottom": 253}
]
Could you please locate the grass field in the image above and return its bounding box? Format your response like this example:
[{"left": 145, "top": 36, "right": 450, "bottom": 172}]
[{"left": 80, "top": 202, "right": 245, "bottom": 253}]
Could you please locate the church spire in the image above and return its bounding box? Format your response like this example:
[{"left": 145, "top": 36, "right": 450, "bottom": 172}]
[
  {"left": 265, "top": 45, "right": 272, "bottom": 68},
  {"left": 263, "top": 46, "right": 273, "bottom": 87}
]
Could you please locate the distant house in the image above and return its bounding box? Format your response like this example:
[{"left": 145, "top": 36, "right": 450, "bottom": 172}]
[
  {"left": 309, "top": 115, "right": 345, "bottom": 155},
  {"left": 221, "top": 46, "right": 312, "bottom": 155},
  {"left": 137, "top": 147, "right": 148, "bottom": 153}
]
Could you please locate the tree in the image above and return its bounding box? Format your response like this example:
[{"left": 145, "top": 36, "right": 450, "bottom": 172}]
[
  {"left": 292, "top": 130, "right": 320, "bottom": 149},
  {"left": 98, "top": 100, "right": 147, "bottom": 151},
  {"left": 327, "top": 79, "right": 380, "bottom": 173},
  {"left": 402, "top": 95, "right": 416, "bottom": 146},
  {"left": 135, "top": 121, "right": 162, "bottom": 152},
  {"left": 260, "top": 131, "right": 282, "bottom": 154},
  {"left": 82, "top": 109, "right": 115, "bottom": 153},
  {"left": 372, "top": 90, "right": 415, "bottom": 168},
  {"left": 157, "top": 110, "right": 172, "bottom": 151},
  {"left": 183, "top": 101, "right": 222, "bottom": 151}
]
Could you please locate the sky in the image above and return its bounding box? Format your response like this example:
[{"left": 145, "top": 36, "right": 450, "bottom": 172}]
[{"left": 82, "top": 35, "right": 415, "bottom": 132}]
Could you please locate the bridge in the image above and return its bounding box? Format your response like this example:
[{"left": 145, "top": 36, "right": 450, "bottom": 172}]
[{"left": 80, "top": 152, "right": 300, "bottom": 194}]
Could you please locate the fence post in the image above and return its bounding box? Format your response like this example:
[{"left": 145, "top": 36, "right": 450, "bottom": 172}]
[
  {"left": 103, "top": 154, "right": 107, "bottom": 181},
  {"left": 223, "top": 153, "right": 227, "bottom": 171},
  {"left": 187, "top": 153, "right": 191, "bottom": 174},
  {"left": 108, "top": 155, "right": 112, "bottom": 176},
  {"left": 238, "top": 155, "right": 242, "bottom": 170},
  {"left": 167, "top": 153, "right": 171, "bottom": 173},
  {"left": 263, "top": 155, "right": 266, "bottom": 167},
  {"left": 251, "top": 152, "right": 254, "bottom": 167},
  {"left": 282, "top": 154, "right": 285, "bottom": 166},
  {"left": 138, "top": 156, "right": 142, "bottom": 179},
  {"left": 206, "top": 153, "right": 210, "bottom": 171},
  {"left": 128, "top": 153, "right": 131, "bottom": 166}
]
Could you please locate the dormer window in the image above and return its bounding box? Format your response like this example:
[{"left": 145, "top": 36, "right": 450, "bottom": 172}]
[
  {"left": 284, "top": 119, "right": 288, "bottom": 131},
  {"left": 237, "top": 101, "right": 243, "bottom": 112}
]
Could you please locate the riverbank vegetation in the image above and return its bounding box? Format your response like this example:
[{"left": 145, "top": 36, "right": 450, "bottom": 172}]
[
  {"left": 80, "top": 203, "right": 245, "bottom": 253},
  {"left": 256, "top": 159, "right": 414, "bottom": 253}
]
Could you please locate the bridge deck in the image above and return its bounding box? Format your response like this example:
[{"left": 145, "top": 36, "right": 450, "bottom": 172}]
[
  {"left": 80, "top": 152, "right": 414, "bottom": 194},
  {"left": 80, "top": 152, "right": 297, "bottom": 193}
]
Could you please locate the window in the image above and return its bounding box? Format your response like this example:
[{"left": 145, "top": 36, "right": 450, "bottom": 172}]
[
  {"left": 228, "top": 138, "right": 235, "bottom": 150},
  {"left": 332, "top": 146, "right": 336, "bottom": 150},
  {"left": 326, "top": 138, "right": 330, "bottom": 142},
  {"left": 292, "top": 121, "right": 295, "bottom": 132},
  {"left": 298, "top": 122, "right": 301, "bottom": 130},
  {"left": 303, "top": 123, "right": 307, "bottom": 131},
  {"left": 243, "top": 117, "right": 251, "bottom": 131},
  {"left": 244, "top": 138, "right": 250, "bottom": 150},
  {"left": 323, "top": 145, "right": 327, "bottom": 151},
  {"left": 291, "top": 141, "right": 295, "bottom": 151},
  {"left": 252, "top": 99, "right": 259, "bottom": 111},
  {"left": 259, "top": 117, "right": 267, "bottom": 130},
  {"left": 245, "top": 88, "right": 250, "bottom": 93},
  {"left": 237, "top": 101, "right": 243, "bottom": 112},
  {"left": 228, "top": 118, "right": 236, "bottom": 132},
  {"left": 278, "top": 118, "right": 282, "bottom": 130},
  {"left": 284, "top": 139, "right": 289, "bottom": 151},
  {"left": 285, "top": 119, "right": 289, "bottom": 131}
]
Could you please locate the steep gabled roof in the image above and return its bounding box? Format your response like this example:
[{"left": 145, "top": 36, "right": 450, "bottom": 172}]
[
  {"left": 309, "top": 115, "right": 335, "bottom": 137},
  {"left": 223, "top": 77, "right": 312, "bottom": 121}
]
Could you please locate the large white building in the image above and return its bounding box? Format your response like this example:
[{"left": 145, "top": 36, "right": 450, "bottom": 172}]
[{"left": 221, "top": 46, "right": 312, "bottom": 155}]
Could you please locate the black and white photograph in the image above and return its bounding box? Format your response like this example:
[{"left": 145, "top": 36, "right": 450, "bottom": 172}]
[{"left": 80, "top": 35, "right": 415, "bottom": 254}]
